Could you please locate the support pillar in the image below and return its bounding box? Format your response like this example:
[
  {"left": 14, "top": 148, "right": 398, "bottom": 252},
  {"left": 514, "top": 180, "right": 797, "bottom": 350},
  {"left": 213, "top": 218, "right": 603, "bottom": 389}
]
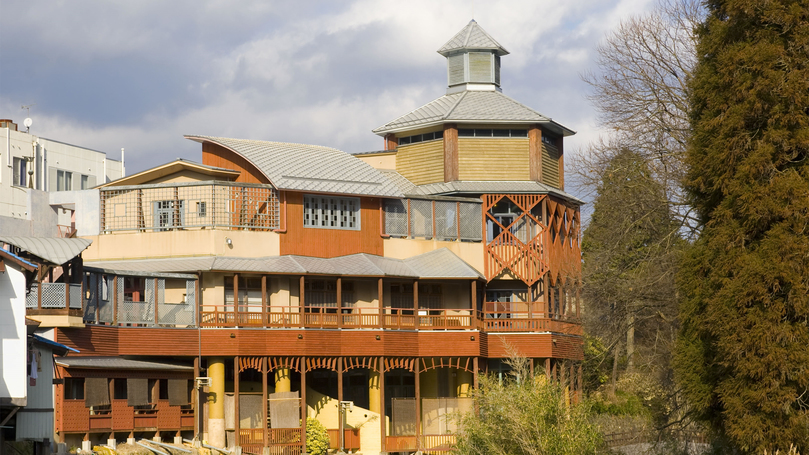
[
  {"left": 208, "top": 357, "right": 226, "bottom": 449},
  {"left": 368, "top": 370, "right": 381, "bottom": 414},
  {"left": 379, "top": 357, "right": 386, "bottom": 453},
  {"left": 234, "top": 356, "right": 240, "bottom": 450},
  {"left": 456, "top": 368, "right": 473, "bottom": 398},
  {"left": 274, "top": 368, "right": 291, "bottom": 393},
  {"left": 415, "top": 365, "right": 421, "bottom": 451},
  {"left": 301, "top": 357, "right": 307, "bottom": 455},
  {"left": 262, "top": 358, "right": 268, "bottom": 450}
]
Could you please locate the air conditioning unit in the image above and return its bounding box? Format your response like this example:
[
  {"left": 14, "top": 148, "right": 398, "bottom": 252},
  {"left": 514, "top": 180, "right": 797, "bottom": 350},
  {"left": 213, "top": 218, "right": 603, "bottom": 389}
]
[{"left": 195, "top": 377, "right": 212, "bottom": 388}]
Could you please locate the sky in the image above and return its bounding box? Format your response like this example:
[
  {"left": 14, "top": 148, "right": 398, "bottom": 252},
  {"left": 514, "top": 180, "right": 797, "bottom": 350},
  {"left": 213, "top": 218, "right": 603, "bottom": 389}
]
[{"left": 0, "top": 0, "right": 656, "bottom": 187}]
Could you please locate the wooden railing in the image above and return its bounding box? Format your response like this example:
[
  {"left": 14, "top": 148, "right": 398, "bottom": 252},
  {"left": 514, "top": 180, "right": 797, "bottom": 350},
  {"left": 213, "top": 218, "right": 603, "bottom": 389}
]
[
  {"left": 200, "top": 306, "right": 581, "bottom": 333},
  {"left": 385, "top": 435, "right": 456, "bottom": 452},
  {"left": 327, "top": 428, "right": 360, "bottom": 450},
  {"left": 60, "top": 399, "right": 192, "bottom": 434}
]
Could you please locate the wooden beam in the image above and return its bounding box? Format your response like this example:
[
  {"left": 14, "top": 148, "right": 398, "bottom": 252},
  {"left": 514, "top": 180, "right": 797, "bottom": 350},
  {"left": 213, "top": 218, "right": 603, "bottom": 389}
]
[
  {"left": 443, "top": 124, "right": 459, "bottom": 182},
  {"left": 528, "top": 125, "right": 542, "bottom": 182}
]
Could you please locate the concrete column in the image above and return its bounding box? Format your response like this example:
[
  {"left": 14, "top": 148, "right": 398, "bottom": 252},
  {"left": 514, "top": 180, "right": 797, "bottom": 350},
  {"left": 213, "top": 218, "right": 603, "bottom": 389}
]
[
  {"left": 208, "top": 357, "right": 227, "bottom": 448},
  {"left": 368, "top": 370, "right": 381, "bottom": 414},
  {"left": 274, "top": 368, "right": 291, "bottom": 393},
  {"left": 456, "top": 369, "right": 473, "bottom": 398}
]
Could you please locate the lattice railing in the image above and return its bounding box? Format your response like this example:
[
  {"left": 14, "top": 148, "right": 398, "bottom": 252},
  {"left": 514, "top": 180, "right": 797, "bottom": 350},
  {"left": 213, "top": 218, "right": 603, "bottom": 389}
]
[
  {"left": 385, "top": 198, "right": 482, "bottom": 241},
  {"left": 100, "top": 181, "right": 280, "bottom": 232}
]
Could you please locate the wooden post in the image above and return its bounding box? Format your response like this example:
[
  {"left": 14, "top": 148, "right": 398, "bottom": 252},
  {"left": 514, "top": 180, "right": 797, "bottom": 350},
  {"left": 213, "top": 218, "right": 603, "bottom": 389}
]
[
  {"left": 443, "top": 124, "right": 459, "bottom": 183},
  {"left": 413, "top": 280, "right": 419, "bottom": 330},
  {"left": 233, "top": 274, "right": 239, "bottom": 327},
  {"left": 528, "top": 125, "right": 543, "bottom": 182},
  {"left": 113, "top": 276, "right": 118, "bottom": 326},
  {"left": 379, "top": 357, "right": 386, "bottom": 453},
  {"left": 234, "top": 356, "right": 240, "bottom": 448},
  {"left": 545, "top": 358, "right": 551, "bottom": 381},
  {"left": 301, "top": 357, "right": 307, "bottom": 454},
  {"left": 378, "top": 278, "right": 384, "bottom": 329},
  {"left": 193, "top": 357, "right": 200, "bottom": 441},
  {"left": 261, "top": 275, "right": 267, "bottom": 327},
  {"left": 527, "top": 283, "right": 533, "bottom": 320},
  {"left": 195, "top": 275, "right": 201, "bottom": 328},
  {"left": 336, "top": 278, "right": 342, "bottom": 329},
  {"left": 473, "top": 357, "right": 479, "bottom": 389},
  {"left": 337, "top": 357, "right": 343, "bottom": 404},
  {"left": 415, "top": 363, "right": 421, "bottom": 450},
  {"left": 262, "top": 358, "right": 268, "bottom": 449},
  {"left": 530, "top": 358, "right": 534, "bottom": 378},
  {"left": 299, "top": 276, "right": 305, "bottom": 328},
  {"left": 471, "top": 281, "right": 477, "bottom": 329},
  {"left": 65, "top": 278, "right": 70, "bottom": 310}
]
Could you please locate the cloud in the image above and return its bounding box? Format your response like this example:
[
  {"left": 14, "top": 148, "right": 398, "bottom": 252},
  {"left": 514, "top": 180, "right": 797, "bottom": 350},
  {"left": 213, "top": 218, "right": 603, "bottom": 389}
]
[{"left": 0, "top": 0, "right": 659, "bottom": 178}]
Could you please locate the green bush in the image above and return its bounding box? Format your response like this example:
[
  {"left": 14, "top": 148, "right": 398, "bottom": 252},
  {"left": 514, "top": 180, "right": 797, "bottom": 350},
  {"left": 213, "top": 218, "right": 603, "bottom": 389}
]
[{"left": 306, "top": 417, "right": 330, "bottom": 455}]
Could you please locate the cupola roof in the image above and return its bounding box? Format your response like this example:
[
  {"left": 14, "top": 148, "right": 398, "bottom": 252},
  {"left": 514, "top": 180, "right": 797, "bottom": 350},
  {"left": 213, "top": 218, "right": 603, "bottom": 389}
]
[{"left": 437, "top": 20, "right": 509, "bottom": 56}]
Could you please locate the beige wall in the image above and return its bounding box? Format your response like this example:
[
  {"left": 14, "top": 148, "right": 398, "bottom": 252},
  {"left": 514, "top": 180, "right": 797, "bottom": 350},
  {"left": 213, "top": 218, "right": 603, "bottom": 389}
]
[
  {"left": 356, "top": 153, "right": 396, "bottom": 171},
  {"left": 458, "top": 138, "right": 529, "bottom": 181},
  {"left": 82, "top": 229, "right": 281, "bottom": 261},
  {"left": 396, "top": 140, "right": 444, "bottom": 185},
  {"left": 307, "top": 387, "right": 384, "bottom": 455},
  {"left": 383, "top": 238, "right": 484, "bottom": 275},
  {"left": 164, "top": 278, "right": 188, "bottom": 304}
]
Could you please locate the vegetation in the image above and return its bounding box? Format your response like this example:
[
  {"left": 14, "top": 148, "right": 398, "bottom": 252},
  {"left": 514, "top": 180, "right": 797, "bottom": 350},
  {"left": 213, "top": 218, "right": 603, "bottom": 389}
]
[
  {"left": 453, "top": 355, "right": 602, "bottom": 455},
  {"left": 675, "top": 0, "right": 809, "bottom": 452},
  {"left": 305, "top": 417, "right": 330, "bottom": 455}
]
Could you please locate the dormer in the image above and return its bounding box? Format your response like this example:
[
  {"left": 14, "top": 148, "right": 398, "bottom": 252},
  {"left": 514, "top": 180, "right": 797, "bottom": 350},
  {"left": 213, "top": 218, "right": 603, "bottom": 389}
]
[{"left": 437, "top": 20, "right": 509, "bottom": 94}]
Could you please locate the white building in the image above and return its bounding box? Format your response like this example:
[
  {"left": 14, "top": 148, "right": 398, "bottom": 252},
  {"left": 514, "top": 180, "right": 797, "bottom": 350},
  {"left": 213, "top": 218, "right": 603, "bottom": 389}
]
[{"left": 0, "top": 118, "right": 124, "bottom": 236}]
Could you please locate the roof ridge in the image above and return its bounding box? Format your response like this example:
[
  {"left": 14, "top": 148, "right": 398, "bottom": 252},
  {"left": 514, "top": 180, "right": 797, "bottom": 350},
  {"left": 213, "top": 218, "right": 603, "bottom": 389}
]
[
  {"left": 463, "top": 22, "right": 474, "bottom": 47},
  {"left": 185, "top": 135, "right": 343, "bottom": 153},
  {"left": 444, "top": 90, "right": 469, "bottom": 119}
]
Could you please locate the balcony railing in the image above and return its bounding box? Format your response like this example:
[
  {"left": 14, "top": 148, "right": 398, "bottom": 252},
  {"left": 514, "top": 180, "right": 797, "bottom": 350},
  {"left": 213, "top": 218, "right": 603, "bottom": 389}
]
[
  {"left": 99, "top": 181, "right": 280, "bottom": 233},
  {"left": 60, "top": 399, "right": 193, "bottom": 434},
  {"left": 26, "top": 283, "right": 82, "bottom": 310}
]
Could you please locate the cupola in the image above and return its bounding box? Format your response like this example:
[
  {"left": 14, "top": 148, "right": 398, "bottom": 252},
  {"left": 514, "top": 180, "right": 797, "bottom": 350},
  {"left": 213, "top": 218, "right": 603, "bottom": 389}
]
[{"left": 437, "top": 20, "right": 509, "bottom": 94}]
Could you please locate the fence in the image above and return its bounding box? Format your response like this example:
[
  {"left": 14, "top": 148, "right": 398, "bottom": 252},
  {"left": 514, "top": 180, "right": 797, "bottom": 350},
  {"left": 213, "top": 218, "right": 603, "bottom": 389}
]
[
  {"left": 100, "top": 181, "right": 280, "bottom": 233},
  {"left": 25, "top": 283, "right": 82, "bottom": 309}
]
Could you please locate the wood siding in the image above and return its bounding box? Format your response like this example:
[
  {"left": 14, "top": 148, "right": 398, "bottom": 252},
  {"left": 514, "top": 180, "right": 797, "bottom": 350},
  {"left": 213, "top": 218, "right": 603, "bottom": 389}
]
[
  {"left": 396, "top": 140, "right": 444, "bottom": 185},
  {"left": 541, "top": 143, "right": 560, "bottom": 188},
  {"left": 279, "top": 193, "right": 383, "bottom": 257},
  {"left": 458, "top": 138, "right": 530, "bottom": 181},
  {"left": 55, "top": 326, "right": 574, "bottom": 360},
  {"left": 202, "top": 142, "right": 270, "bottom": 184}
]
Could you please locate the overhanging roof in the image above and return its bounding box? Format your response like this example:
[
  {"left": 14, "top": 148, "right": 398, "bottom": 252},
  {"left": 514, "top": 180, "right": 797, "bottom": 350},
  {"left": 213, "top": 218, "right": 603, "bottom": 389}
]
[
  {"left": 372, "top": 90, "right": 575, "bottom": 137},
  {"left": 185, "top": 135, "right": 404, "bottom": 198},
  {"left": 0, "top": 237, "right": 92, "bottom": 265},
  {"left": 56, "top": 357, "right": 193, "bottom": 371},
  {"left": 84, "top": 249, "right": 484, "bottom": 279},
  {"left": 0, "top": 247, "right": 38, "bottom": 272},
  {"left": 98, "top": 159, "right": 240, "bottom": 188}
]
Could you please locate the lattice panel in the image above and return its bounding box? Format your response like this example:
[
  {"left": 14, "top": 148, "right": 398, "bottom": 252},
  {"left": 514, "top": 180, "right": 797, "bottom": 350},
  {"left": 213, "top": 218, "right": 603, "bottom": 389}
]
[
  {"left": 98, "top": 297, "right": 114, "bottom": 323},
  {"left": 546, "top": 198, "right": 582, "bottom": 287},
  {"left": 391, "top": 398, "right": 417, "bottom": 436},
  {"left": 483, "top": 194, "right": 548, "bottom": 285},
  {"left": 26, "top": 285, "right": 38, "bottom": 308},
  {"left": 69, "top": 284, "right": 82, "bottom": 309},
  {"left": 435, "top": 201, "right": 457, "bottom": 240},
  {"left": 384, "top": 199, "right": 408, "bottom": 237},
  {"left": 41, "top": 283, "right": 66, "bottom": 308},
  {"left": 410, "top": 199, "right": 433, "bottom": 238},
  {"left": 119, "top": 300, "right": 155, "bottom": 325},
  {"left": 459, "top": 202, "right": 482, "bottom": 241}
]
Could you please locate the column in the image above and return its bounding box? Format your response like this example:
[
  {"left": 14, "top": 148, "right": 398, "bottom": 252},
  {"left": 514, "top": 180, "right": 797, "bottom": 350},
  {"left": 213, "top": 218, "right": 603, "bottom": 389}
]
[
  {"left": 379, "top": 357, "right": 386, "bottom": 453},
  {"left": 262, "top": 358, "right": 268, "bottom": 450},
  {"left": 208, "top": 357, "right": 226, "bottom": 448},
  {"left": 274, "top": 368, "right": 291, "bottom": 393},
  {"left": 234, "top": 357, "right": 240, "bottom": 450},
  {"left": 456, "top": 368, "right": 473, "bottom": 398},
  {"left": 368, "top": 370, "right": 381, "bottom": 414}
]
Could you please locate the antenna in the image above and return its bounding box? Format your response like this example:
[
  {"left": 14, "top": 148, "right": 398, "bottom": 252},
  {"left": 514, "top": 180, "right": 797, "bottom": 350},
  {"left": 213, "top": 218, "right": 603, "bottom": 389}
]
[{"left": 21, "top": 104, "right": 36, "bottom": 116}]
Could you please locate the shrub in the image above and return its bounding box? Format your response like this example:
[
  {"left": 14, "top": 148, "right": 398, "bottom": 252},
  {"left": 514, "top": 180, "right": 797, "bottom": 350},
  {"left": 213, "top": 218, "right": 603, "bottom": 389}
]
[{"left": 306, "top": 417, "right": 330, "bottom": 455}]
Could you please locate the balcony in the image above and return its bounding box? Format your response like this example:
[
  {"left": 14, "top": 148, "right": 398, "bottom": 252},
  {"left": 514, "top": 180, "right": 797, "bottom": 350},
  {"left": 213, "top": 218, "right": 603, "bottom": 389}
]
[
  {"left": 25, "top": 282, "right": 84, "bottom": 327},
  {"left": 60, "top": 399, "right": 193, "bottom": 434}
]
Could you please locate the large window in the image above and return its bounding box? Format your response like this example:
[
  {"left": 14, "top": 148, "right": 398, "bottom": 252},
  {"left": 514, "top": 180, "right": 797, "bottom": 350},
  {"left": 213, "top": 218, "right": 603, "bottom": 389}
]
[
  {"left": 57, "top": 170, "right": 73, "bottom": 191},
  {"left": 303, "top": 195, "right": 360, "bottom": 230},
  {"left": 153, "top": 200, "right": 184, "bottom": 231}
]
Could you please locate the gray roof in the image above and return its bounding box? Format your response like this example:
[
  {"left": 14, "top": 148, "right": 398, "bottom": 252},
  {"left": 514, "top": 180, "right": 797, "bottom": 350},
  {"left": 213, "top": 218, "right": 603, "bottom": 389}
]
[
  {"left": 373, "top": 90, "right": 575, "bottom": 136},
  {"left": 0, "top": 236, "right": 92, "bottom": 265},
  {"left": 56, "top": 356, "right": 194, "bottom": 371},
  {"left": 185, "top": 135, "right": 403, "bottom": 198},
  {"left": 84, "top": 249, "right": 483, "bottom": 279},
  {"left": 437, "top": 20, "right": 509, "bottom": 56},
  {"left": 411, "top": 181, "right": 584, "bottom": 205}
]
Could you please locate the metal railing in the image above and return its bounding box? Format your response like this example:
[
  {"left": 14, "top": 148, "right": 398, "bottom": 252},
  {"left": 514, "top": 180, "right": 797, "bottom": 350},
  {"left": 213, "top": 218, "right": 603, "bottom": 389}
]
[{"left": 25, "top": 283, "right": 82, "bottom": 310}]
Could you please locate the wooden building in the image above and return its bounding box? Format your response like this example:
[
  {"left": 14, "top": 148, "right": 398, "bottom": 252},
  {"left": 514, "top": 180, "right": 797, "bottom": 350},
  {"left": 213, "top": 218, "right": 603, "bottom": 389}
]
[{"left": 27, "top": 20, "right": 583, "bottom": 454}]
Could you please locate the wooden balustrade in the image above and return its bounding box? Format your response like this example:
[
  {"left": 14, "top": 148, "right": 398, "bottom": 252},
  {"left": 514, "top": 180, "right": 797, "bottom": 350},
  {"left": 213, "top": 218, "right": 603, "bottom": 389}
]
[{"left": 60, "top": 399, "right": 192, "bottom": 434}]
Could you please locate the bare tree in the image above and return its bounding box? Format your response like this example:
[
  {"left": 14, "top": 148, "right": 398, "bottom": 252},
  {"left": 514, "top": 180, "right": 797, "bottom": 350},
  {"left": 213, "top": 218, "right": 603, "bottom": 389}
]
[{"left": 578, "top": 0, "right": 704, "bottom": 235}]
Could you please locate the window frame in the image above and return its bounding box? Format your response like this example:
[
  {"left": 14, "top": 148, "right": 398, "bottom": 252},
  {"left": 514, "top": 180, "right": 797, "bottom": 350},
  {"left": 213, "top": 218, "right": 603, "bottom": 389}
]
[{"left": 303, "top": 195, "right": 361, "bottom": 231}]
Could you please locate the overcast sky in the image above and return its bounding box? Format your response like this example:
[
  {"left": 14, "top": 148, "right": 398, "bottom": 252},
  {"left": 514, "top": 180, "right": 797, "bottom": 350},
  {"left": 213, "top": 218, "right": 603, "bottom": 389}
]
[{"left": 0, "top": 0, "right": 654, "bottom": 183}]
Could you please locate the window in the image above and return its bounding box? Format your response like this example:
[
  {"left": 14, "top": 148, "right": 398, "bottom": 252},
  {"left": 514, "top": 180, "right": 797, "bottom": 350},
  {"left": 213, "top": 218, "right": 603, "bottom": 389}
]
[
  {"left": 113, "top": 378, "right": 127, "bottom": 400},
  {"left": 57, "top": 170, "right": 73, "bottom": 191},
  {"left": 390, "top": 283, "right": 414, "bottom": 309},
  {"left": 486, "top": 199, "right": 533, "bottom": 243},
  {"left": 65, "top": 378, "right": 85, "bottom": 400},
  {"left": 225, "top": 276, "right": 262, "bottom": 312},
  {"left": 458, "top": 128, "right": 528, "bottom": 138},
  {"left": 418, "top": 284, "right": 442, "bottom": 310},
  {"left": 196, "top": 201, "right": 207, "bottom": 218},
  {"left": 398, "top": 130, "right": 444, "bottom": 146},
  {"left": 13, "top": 157, "right": 27, "bottom": 186},
  {"left": 153, "top": 200, "right": 184, "bottom": 231},
  {"left": 124, "top": 277, "right": 146, "bottom": 302},
  {"left": 303, "top": 195, "right": 360, "bottom": 230},
  {"left": 80, "top": 175, "right": 89, "bottom": 190},
  {"left": 542, "top": 134, "right": 558, "bottom": 146}
]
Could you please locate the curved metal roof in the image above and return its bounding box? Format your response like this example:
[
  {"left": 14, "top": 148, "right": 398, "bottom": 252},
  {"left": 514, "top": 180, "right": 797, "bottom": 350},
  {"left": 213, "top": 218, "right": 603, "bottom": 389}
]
[
  {"left": 0, "top": 237, "right": 92, "bottom": 265},
  {"left": 185, "top": 135, "right": 403, "bottom": 198}
]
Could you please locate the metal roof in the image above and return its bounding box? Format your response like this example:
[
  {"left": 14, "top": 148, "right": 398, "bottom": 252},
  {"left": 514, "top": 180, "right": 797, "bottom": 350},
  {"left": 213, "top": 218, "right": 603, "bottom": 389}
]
[
  {"left": 0, "top": 237, "right": 92, "bottom": 265},
  {"left": 84, "top": 249, "right": 483, "bottom": 279},
  {"left": 56, "top": 356, "right": 194, "bottom": 371},
  {"left": 373, "top": 90, "right": 575, "bottom": 136},
  {"left": 185, "top": 135, "right": 403, "bottom": 198},
  {"left": 411, "top": 181, "right": 584, "bottom": 205},
  {"left": 32, "top": 334, "right": 79, "bottom": 355},
  {"left": 437, "top": 20, "right": 509, "bottom": 56}
]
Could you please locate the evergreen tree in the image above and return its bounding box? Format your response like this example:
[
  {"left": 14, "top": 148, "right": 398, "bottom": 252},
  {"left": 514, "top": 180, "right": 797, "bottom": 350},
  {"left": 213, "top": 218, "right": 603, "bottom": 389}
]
[
  {"left": 582, "top": 149, "right": 681, "bottom": 416},
  {"left": 676, "top": 0, "right": 809, "bottom": 451}
]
